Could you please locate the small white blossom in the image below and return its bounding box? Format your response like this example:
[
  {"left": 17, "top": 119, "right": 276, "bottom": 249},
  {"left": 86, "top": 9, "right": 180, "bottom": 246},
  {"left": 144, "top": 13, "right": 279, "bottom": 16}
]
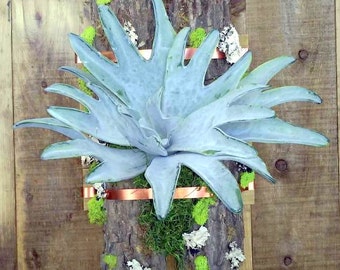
[
  {"left": 182, "top": 226, "right": 210, "bottom": 249},
  {"left": 126, "top": 259, "right": 151, "bottom": 270},
  {"left": 225, "top": 241, "right": 245, "bottom": 269},
  {"left": 218, "top": 24, "right": 246, "bottom": 64}
]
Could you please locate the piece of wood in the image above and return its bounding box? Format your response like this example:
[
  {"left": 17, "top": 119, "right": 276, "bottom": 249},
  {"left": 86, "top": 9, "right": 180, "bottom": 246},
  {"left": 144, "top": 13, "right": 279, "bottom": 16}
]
[
  {"left": 247, "top": 1, "right": 340, "bottom": 269},
  {"left": 240, "top": 204, "right": 253, "bottom": 270},
  {"left": 89, "top": 1, "right": 250, "bottom": 269},
  {"left": 0, "top": 0, "right": 16, "bottom": 269},
  {"left": 337, "top": 0, "right": 340, "bottom": 221},
  {"left": 12, "top": 1, "right": 103, "bottom": 269}
]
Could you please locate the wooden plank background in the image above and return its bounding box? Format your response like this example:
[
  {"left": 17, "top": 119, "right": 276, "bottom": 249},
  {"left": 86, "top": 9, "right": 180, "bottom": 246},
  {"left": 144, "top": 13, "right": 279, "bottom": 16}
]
[
  {"left": 11, "top": 1, "right": 103, "bottom": 269},
  {"left": 0, "top": 0, "right": 339, "bottom": 269},
  {"left": 247, "top": 0, "right": 340, "bottom": 269},
  {"left": 0, "top": 0, "right": 16, "bottom": 269}
]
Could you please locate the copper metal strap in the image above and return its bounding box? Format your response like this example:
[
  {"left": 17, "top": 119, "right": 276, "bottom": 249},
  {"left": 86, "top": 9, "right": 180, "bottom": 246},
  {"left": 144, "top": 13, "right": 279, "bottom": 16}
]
[
  {"left": 83, "top": 186, "right": 213, "bottom": 200},
  {"left": 82, "top": 183, "right": 254, "bottom": 200}
]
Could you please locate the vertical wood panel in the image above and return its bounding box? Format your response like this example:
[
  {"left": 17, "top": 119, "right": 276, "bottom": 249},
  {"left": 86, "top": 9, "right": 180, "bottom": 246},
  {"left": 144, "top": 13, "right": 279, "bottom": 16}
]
[
  {"left": 0, "top": 0, "right": 16, "bottom": 269},
  {"left": 336, "top": 0, "right": 340, "bottom": 221},
  {"left": 12, "top": 1, "right": 103, "bottom": 269},
  {"left": 247, "top": 1, "right": 340, "bottom": 269}
]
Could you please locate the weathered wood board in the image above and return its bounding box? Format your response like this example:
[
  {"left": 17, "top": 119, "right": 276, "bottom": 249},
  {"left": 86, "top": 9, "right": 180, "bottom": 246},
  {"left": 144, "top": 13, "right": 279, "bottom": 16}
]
[
  {"left": 1, "top": 0, "right": 339, "bottom": 269},
  {"left": 12, "top": 1, "right": 103, "bottom": 269},
  {"left": 247, "top": 1, "right": 340, "bottom": 269},
  {"left": 0, "top": 0, "right": 16, "bottom": 269},
  {"left": 94, "top": 1, "right": 249, "bottom": 269}
]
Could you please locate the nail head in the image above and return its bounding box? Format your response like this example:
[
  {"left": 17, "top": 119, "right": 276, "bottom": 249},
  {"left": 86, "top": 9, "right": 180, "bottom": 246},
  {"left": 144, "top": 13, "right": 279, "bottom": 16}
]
[
  {"left": 283, "top": 256, "right": 293, "bottom": 266},
  {"left": 298, "top": 49, "right": 309, "bottom": 60},
  {"left": 275, "top": 159, "right": 288, "bottom": 172}
]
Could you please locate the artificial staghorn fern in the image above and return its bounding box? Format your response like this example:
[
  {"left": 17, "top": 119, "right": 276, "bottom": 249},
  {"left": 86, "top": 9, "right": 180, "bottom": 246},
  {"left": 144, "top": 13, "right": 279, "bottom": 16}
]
[{"left": 14, "top": 0, "right": 328, "bottom": 219}]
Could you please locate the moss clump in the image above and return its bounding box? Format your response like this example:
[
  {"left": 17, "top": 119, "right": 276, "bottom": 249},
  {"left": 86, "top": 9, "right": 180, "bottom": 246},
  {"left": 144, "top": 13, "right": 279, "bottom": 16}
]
[
  {"left": 80, "top": 26, "right": 96, "bottom": 46},
  {"left": 192, "top": 197, "right": 216, "bottom": 226},
  {"left": 88, "top": 160, "right": 100, "bottom": 173},
  {"left": 96, "top": 0, "right": 112, "bottom": 5},
  {"left": 194, "top": 255, "right": 209, "bottom": 270},
  {"left": 189, "top": 28, "right": 207, "bottom": 48},
  {"left": 240, "top": 171, "right": 255, "bottom": 189},
  {"left": 79, "top": 26, "right": 96, "bottom": 97},
  {"left": 136, "top": 167, "right": 204, "bottom": 269},
  {"left": 87, "top": 197, "right": 107, "bottom": 225},
  {"left": 103, "top": 254, "right": 117, "bottom": 270},
  {"left": 78, "top": 76, "right": 93, "bottom": 97}
]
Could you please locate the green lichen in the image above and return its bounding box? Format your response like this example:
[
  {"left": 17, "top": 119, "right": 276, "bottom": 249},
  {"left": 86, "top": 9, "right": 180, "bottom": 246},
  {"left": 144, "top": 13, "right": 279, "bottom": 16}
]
[
  {"left": 103, "top": 254, "right": 117, "bottom": 270},
  {"left": 88, "top": 160, "right": 100, "bottom": 173},
  {"left": 96, "top": 0, "right": 112, "bottom": 5},
  {"left": 194, "top": 255, "right": 209, "bottom": 270},
  {"left": 87, "top": 197, "right": 107, "bottom": 225},
  {"left": 189, "top": 28, "right": 207, "bottom": 48},
  {"left": 80, "top": 26, "right": 96, "bottom": 46},
  {"left": 79, "top": 27, "right": 96, "bottom": 97},
  {"left": 240, "top": 171, "right": 255, "bottom": 189},
  {"left": 78, "top": 75, "right": 93, "bottom": 97},
  {"left": 192, "top": 197, "right": 216, "bottom": 226}
]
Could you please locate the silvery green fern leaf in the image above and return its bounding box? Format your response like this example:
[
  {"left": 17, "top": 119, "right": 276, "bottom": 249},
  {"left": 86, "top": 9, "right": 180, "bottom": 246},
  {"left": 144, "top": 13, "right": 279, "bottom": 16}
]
[{"left": 14, "top": 0, "right": 328, "bottom": 219}]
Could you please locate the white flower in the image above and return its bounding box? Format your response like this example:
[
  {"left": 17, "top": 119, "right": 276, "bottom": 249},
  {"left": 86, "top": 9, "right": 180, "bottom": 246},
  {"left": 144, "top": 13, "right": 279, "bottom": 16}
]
[
  {"left": 126, "top": 259, "right": 151, "bottom": 270},
  {"left": 182, "top": 226, "right": 210, "bottom": 249},
  {"left": 225, "top": 241, "right": 245, "bottom": 269}
]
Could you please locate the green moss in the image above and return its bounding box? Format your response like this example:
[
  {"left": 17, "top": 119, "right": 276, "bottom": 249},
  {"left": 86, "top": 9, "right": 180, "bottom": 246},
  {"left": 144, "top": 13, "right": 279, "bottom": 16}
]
[
  {"left": 189, "top": 28, "right": 207, "bottom": 48},
  {"left": 96, "top": 0, "right": 112, "bottom": 5},
  {"left": 80, "top": 26, "right": 96, "bottom": 46},
  {"left": 138, "top": 200, "right": 192, "bottom": 269},
  {"left": 103, "top": 254, "right": 117, "bottom": 270},
  {"left": 88, "top": 160, "right": 100, "bottom": 173},
  {"left": 79, "top": 26, "right": 96, "bottom": 97},
  {"left": 87, "top": 197, "right": 107, "bottom": 225},
  {"left": 194, "top": 255, "right": 209, "bottom": 270},
  {"left": 135, "top": 167, "right": 204, "bottom": 269},
  {"left": 192, "top": 197, "right": 216, "bottom": 226},
  {"left": 240, "top": 171, "right": 255, "bottom": 189},
  {"left": 78, "top": 75, "right": 93, "bottom": 98}
]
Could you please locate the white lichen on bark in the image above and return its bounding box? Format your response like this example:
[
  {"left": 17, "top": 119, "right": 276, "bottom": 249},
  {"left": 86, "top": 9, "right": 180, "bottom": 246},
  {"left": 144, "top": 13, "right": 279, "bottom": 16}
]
[
  {"left": 225, "top": 241, "right": 245, "bottom": 269},
  {"left": 182, "top": 226, "right": 210, "bottom": 249},
  {"left": 218, "top": 24, "right": 246, "bottom": 64}
]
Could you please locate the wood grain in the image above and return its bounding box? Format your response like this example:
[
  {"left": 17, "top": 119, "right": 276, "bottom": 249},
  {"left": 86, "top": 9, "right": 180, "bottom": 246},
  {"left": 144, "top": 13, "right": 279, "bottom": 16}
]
[
  {"left": 336, "top": 0, "right": 340, "bottom": 222},
  {"left": 247, "top": 1, "right": 340, "bottom": 269},
  {"left": 98, "top": 1, "right": 249, "bottom": 269},
  {"left": 0, "top": 0, "right": 16, "bottom": 269},
  {"left": 12, "top": 1, "right": 103, "bottom": 269},
  {"left": 241, "top": 205, "right": 253, "bottom": 270}
]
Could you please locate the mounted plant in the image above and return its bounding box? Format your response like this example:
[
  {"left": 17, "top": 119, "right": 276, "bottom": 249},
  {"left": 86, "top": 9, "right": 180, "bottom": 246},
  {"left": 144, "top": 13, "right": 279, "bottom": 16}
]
[{"left": 14, "top": 0, "right": 328, "bottom": 220}]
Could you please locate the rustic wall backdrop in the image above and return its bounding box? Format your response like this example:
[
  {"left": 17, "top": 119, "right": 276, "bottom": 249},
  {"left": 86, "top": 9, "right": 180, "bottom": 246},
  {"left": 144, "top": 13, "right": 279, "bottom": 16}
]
[
  {"left": 247, "top": 0, "right": 340, "bottom": 269},
  {"left": 0, "top": 0, "right": 339, "bottom": 269}
]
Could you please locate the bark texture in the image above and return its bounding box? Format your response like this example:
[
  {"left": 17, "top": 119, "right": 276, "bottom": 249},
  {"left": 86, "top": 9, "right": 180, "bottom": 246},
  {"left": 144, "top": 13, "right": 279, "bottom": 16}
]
[{"left": 88, "top": 1, "right": 245, "bottom": 269}]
